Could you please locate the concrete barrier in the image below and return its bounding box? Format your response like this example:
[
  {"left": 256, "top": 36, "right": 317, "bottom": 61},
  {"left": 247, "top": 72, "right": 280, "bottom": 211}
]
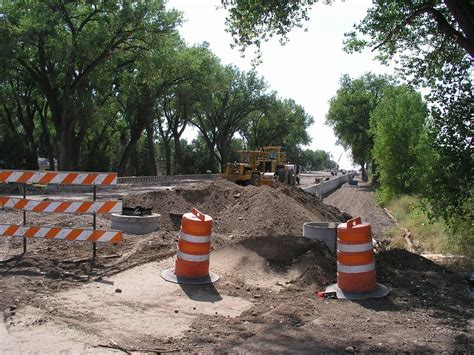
[{"left": 302, "top": 174, "right": 351, "bottom": 198}]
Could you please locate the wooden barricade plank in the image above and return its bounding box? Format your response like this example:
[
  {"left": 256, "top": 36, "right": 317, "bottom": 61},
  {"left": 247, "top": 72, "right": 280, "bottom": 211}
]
[
  {"left": 0, "top": 224, "right": 122, "bottom": 243},
  {"left": 0, "top": 170, "right": 117, "bottom": 185},
  {"left": 0, "top": 197, "right": 122, "bottom": 214}
]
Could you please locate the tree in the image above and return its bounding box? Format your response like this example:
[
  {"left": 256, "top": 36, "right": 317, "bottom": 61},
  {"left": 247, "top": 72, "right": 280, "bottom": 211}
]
[
  {"left": 300, "top": 149, "right": 336, "bottom": 172},
  {"left": 344, "top": 1, "right": 473, "bottom": 235},
  {"left": 370, "top": 85, "right": 432, "bottom": 203},
  {"left": 192, "top": 65, "right": 268, "bottom": 171},
  {"left": 222, "top": 1, "right": 473, "bottom": 58},
  {"left": 241, "top": 94, "right": 313, "bottom": 162},
  {"left": 326, "top": 73, "right": 393, "bottom": 181},
  {"left": 0, "top": 0, "right": 180, "bottom": 170}
]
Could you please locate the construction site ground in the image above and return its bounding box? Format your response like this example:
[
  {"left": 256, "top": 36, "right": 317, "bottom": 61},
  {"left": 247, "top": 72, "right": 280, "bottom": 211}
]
[{"left": 0, "top": 177, "right": 472, "bottom": 353}]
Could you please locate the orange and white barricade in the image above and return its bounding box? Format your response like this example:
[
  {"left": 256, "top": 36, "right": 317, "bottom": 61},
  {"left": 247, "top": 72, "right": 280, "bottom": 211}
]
[
  {"left": 324, "top": 217, "right": 389, "bottom": 299},
  {"left": 161, "top": 208, "right": 219, "bottom": 284},
  {"left": 0, "top": 169, "right": 122, "bottom": 259}
]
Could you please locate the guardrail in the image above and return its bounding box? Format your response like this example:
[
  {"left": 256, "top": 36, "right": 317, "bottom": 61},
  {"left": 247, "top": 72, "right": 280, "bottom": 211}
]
[
  {"left": 302, "top": 174, "right": 352, "bottom": 197},
  {"left": 117, "top": 173, "right": 222, "bottom": 185}
]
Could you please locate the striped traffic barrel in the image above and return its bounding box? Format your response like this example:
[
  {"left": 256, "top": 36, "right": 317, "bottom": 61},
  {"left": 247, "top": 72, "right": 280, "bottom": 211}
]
[
  {"left": 336, "top": 217, "right": 376, "bottom": 292},
  {"left": 161, "top": 208, "right": 219, "bottom": 284}
]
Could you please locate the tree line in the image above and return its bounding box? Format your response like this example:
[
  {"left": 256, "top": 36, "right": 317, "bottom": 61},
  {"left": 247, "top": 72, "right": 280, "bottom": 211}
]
[
  {"left": 0, "top": 0, "right": 337, "bottom": 176},
  {"left": 222, "top": 0, "right": 472, "bottom": 250}
]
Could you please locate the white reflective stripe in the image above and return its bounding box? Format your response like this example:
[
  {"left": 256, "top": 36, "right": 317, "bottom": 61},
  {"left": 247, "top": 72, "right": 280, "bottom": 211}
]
[
  {"left": 24, "top": 200, "right": 38, "bottom": 211},
  {"left": 109, "top": 201, "right": 122, "bottom": 213},
  {"left": 179, "top": 231, "right": 211, "bottom": 243},
  {"left": 337, "top": 262, "right": 375, "bottom": 273},
  {"left": 338, "top": 242, "right": 373, "bottom": 253},
  {"left": 110, "top": 176, "right": 118, "bottom": 185},
  {"left": 9, "top": 171, "right": 24, "bottom": 182},
  {"left": 0, "top": 225, "right": 9, "bottom": 235},
  {"left": 28, "top": 171, "right": 44, "bottom": 183},
  {"left": 94, "top": 174, "right": 107, "bottom": 185},
  {"left": 51, "top": 174, "right": 64, "bottom": 184},
  {"left": 35, "top": 227, "right": 50, "bottom": 238},
  {"left": 75, "top": 230, "right": 93, "bottom": 241},
  {"left": 177, "top": 250, "right": 209, "bottom": 262},
  {"left": 65, "top": 202, "right": 82, "bottom": 213},
  {"left": 97, "top": 231, "right": 118, "bottom": 242},
  {"left": 44, "top": 201, "right": 61, "bottom": 213},
  {"left": 72, "top": 173, "right": 87, "bottom": 184},
  {"left": 54, "top": 229, "right": 70, "bottom": 240},
  {"left": 5, "top": 198, "right": 18, "bottom": 208}
]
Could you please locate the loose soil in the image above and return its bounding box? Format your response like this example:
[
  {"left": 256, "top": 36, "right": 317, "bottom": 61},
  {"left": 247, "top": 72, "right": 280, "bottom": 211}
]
[{"left": 1, "top": 178, "right": 472, "bottom": 353}]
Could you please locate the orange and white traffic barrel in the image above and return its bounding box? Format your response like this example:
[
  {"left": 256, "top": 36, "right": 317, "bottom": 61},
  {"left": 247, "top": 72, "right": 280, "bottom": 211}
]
[
  {"left": 161, "top": 208, "right": 219, "bottom": 284},
  {"left": 324, "top": 217, "right": 389, "bottom": 299}
]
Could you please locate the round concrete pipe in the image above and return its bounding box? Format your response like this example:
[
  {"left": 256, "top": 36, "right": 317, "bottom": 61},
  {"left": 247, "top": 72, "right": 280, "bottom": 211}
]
[
  {"left": 302, "top": 222, "right": 338, "bottom": 253},
  {"left": 111, "top": 213, "right": 160, "bottom": 235}
]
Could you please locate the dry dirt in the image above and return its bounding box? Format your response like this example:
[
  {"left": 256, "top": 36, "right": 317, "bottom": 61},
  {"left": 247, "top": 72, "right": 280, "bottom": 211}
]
[{"left": 0, "top": 178, "right": 472, "bottom": 353}]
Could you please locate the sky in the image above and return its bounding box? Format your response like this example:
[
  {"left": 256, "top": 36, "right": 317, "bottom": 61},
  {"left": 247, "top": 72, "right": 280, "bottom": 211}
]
[{"left": 166, "top": 0, "right": 395, "bottom": 169}]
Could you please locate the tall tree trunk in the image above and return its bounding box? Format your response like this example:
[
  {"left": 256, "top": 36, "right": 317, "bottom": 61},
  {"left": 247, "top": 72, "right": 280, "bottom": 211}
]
[
  {"left": 39, "top": 103, "right": 55, "bottom": 170},
  {"left": 145, "top": 120, "right": 157, "bottom": 176},
  {"left": 163, "top": 139, "right": 172, "bottom": 175},
  {"left": 57, "top": 121, "right": 74, "bottom": 171},
  {"left": 118, "top": 134, "right": 140, "bottom": 176},
  {"left": 361, "top": 163, "right": 368, "bottom": 182},
  {"left": 173, "top": 137, "right": 182, "bottom": 174}
]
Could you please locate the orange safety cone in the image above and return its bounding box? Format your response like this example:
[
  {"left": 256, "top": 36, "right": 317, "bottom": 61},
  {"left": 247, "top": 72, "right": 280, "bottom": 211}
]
[
  {"left": 161, "top": 208, "right": 219, "bottom": 284},
  {"left": 325, "top": 217, "right": 389, "bottom": 299}
]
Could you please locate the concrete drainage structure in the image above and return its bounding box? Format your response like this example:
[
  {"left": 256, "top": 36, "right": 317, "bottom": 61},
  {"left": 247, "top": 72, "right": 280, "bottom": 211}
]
[
  {"left": 111, "top": 213, "right": 160, "bottom": 235},
  {"left": 303, "top": 222, "right": 338, "bottom": 253}
]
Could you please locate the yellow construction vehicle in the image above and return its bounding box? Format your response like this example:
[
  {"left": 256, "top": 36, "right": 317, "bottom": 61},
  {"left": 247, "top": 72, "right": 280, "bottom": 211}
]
[{"left": 224, "top": 146, "right": 298, "bottom": 186}]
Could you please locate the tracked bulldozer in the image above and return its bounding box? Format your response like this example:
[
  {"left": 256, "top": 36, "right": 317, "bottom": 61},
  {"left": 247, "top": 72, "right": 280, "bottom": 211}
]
[{"left": 224, "top": 146, "right": 298, "bottom": 187}]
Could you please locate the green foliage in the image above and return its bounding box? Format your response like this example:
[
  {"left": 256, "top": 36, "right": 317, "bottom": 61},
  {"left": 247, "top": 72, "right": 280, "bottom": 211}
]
[
  {"left": 326, "top": 73, "right": 393, "bottom": 178},
  {"left": 300, "top": 149, "right": 336, "bottom": 171},
  {"left": 221, "top": 0, "right": 334, "bottom": 60},
  {"left": 241, "top": 94, "right": 313, "bottom": 163},
  {"left": 370, "top": 85, "right": 432, "bottom": 204},
  {"left": 345, "top": 0, "right": 473, "bottom": 238}
]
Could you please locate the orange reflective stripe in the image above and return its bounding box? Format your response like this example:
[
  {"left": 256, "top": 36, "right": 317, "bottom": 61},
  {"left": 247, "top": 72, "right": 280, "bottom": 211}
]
[
  {"left": 17, "top": 172, "right": 34, "bottom": 183},
  {"left": 337, "top": 251, "right": 374, "bottom": 266},
  {"left": 14, "top": 199, "right": 28, "bottom": 210},
  {"left": 38, "top": 172, "right": 56, "bottom": 184},
  {"left": 101, "top": 174, "right": 116, "bottom": 185},
  {"left": 45, "top": 228, "right": 61, "bottom": 239},
  {"left": 178, "top": 240, "right": 211, "bottom": 255},
  {"left": 82, "top": 174, "right": 98, "bottom": 185},
  {"left": 24, "top": 226, "right": 40, "bottom": 237},
  {"left": 97, "top": 201, "right": 115, "bottom": 213},
  {"left": 5, "top": 225, "right": 20, "bottom": 236},
  {"left": 76, "top": 201, "right": 93, "bottom": 213},
  {"left": 88, "top": 230, "right": 106, "bottom": 241},
  {"left": 0, "top": 171, "right": 13, "bottom": 182},
  {"left": 65, "top": 229, "right": 82, "bottom": 241},
  {"left": 62, "top": 173, "right": 78, "bottom": 185}
]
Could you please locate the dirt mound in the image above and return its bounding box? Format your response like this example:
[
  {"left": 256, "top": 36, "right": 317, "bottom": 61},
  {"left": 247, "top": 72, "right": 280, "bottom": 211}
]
[{"left": 124, "top": 179, "right": 346, "bottom": 237}]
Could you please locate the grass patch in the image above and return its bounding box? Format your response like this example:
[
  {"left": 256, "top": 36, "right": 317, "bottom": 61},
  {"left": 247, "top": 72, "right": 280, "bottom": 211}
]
[{"left": 385, "top": 195, "right": 450, "bottom": 254}]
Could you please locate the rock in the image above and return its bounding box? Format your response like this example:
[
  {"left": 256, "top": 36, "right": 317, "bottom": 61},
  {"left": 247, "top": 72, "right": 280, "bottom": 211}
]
[
  {"left": 234, "top": 193, "right": 241, "bottom": 198},
  {"left": 345, "top": 346, "right": 355, "bottom": 353},
  {"left": 174, "top": 310, "right": 179, "bottom": 313},
  {"left": 253, "top": 294, "right": 262, "bottom": 299},
  {"left": 115, "top": 288, "right": 122, "bottom": 293},
  {"left": 9, "top": 305, "right": 17, "bottom": 311}
]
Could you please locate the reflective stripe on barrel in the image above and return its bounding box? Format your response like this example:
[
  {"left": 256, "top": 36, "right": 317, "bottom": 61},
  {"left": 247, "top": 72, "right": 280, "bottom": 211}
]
[
  {"left": 174, "top": 208, "right": 213, "bottom": 279},
  {"left": 337, "top": 217, "right": 376, "bottom": 293}
]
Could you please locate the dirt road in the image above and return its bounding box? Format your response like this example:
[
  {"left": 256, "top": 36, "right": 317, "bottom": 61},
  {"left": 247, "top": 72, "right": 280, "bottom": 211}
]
[
  {"left": 323, "top": 179, "right": 393, "bottom": 240},
  {"left": 1, "top": 179, "right": 472, "bottom": 353}
]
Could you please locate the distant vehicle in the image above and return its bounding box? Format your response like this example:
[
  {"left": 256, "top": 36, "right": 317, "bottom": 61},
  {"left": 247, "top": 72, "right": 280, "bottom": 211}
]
[{"left": 224, "top": 146, "right": 298, "bottom": 187}]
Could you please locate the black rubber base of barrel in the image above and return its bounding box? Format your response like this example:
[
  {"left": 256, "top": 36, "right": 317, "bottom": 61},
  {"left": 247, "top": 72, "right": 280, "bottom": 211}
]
[
  {"left": 161, "top": 268, "right": 219, "bottom": 285},
  {"left": 325, "top": 283, "right": 389, "bottom": 300}
]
